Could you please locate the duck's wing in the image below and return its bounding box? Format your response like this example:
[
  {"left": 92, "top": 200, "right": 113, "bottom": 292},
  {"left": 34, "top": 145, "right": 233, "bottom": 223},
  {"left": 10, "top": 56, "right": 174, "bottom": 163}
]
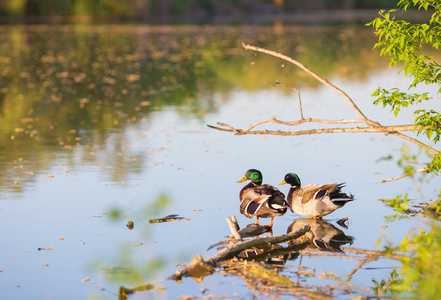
[
  {"left": 300, "top": 184, "right": 329, "bottom": 204},
  {"left": 300, "top": 183, "right": 354, "bottom": 203},
  {"left": 240, "top": 185, "right": 287, "bottom": 218},
  {"left": 240, "top": 196, "right": 267, "bottom": 218},
  {"left": 242, "top": 184, "right": 285, "bottom": 200}
]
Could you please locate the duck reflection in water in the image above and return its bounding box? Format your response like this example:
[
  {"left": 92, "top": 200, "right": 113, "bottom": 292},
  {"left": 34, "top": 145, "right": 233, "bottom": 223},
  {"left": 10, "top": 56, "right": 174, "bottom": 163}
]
[
  {"left": 238, "top": 240, "right": 303, "bottom": 267},
  {"left": 287, "top": 218, "right": 354, "bottom": 253}
]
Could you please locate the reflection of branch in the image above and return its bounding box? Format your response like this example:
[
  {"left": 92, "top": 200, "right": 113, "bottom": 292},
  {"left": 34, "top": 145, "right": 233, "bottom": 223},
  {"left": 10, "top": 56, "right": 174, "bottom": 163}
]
[
  {"left": 169, "top": 220, "right": 311, "bottom": 282},
  {"left": 340, "top": 247, "right": 406, "bottom": 260},
  {"left": 343, "top": 257, "right": 377, "bottom": 284},
  {"left": 169, "top": 217, "right": 407, "bottom": 298}
]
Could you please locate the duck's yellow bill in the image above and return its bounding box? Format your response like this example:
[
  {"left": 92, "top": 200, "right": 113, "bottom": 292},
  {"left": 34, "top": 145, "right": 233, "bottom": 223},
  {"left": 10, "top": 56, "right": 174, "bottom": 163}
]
[
  {"left": 278, "top": 180, "right": 287, "bottom": 186},
  {"left": 237, "top": 176, "right": 248, "bottom": 183}
]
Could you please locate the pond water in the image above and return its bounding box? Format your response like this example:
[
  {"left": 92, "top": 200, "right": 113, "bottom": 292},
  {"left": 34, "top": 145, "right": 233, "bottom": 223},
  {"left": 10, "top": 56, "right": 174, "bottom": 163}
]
[{"left": 0, "top": 24, "right": 439, "bottom": 299}]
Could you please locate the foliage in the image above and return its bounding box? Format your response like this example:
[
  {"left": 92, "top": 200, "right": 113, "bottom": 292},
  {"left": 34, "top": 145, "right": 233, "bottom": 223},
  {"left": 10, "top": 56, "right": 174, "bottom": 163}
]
[
  {"left": 381, "top": 194, "right": 410, "bottom": 222},
  {"left": 375, "top": 189, "right": 441, "bottom": 299},
  {"left": 371, "top": 269, "right": 403, "bottom": 298},
  {"left": 369, "top": 1, "right": 441, "bottom": 299},
  {"left": 391, "top": 221, "right": 441, "bottom": 299},
  {"left": 368, "top": 0, "right": 441, "bottom": 173}
]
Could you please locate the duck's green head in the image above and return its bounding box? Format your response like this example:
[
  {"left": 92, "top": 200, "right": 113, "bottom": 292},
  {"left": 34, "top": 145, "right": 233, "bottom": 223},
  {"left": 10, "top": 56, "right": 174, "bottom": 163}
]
[
  {"left": 279, "top": 173, "right": 301, "bottom": 187},
  {"left": 237, "top": 169, "right": 263, "bottom": 184}
]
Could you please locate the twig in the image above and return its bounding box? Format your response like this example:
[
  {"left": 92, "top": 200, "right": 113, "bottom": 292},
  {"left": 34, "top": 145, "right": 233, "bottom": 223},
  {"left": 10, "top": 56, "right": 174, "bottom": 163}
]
[
  {"left": 274, "top": 81, "right": 304, "bottom": 119},
  {"left": 343, "top": 257, "right": 377, "bottom": 284},
  {"left": 216, "top": 122, "right": 240, "bottom": 134},
  {"left": 379, "top": 168, "right": 429, "bottom": 183},
  {"left": 226, "top": 217, "right": 242, "bottom": 241},
  {"left": 388, "top": 132, "right": 439, "bottom": 154},
  {"left": 231, "top": 215, "right": 240, "bottom": 230}
]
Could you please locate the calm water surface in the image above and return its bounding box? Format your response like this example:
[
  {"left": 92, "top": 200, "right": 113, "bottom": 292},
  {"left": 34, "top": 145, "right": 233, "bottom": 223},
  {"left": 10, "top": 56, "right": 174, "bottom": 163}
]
[{"left": 0, "top": 24, "right": 438, "bottom": 299}]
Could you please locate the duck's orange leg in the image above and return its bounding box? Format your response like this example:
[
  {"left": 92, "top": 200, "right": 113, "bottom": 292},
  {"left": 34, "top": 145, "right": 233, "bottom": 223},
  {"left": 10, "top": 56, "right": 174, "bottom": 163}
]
[
  {"left": 269, "top": 217, "right": 274, "bottom": 227},
  {"left": 256, "top": 216, "right": 260, "bottom": 225}
]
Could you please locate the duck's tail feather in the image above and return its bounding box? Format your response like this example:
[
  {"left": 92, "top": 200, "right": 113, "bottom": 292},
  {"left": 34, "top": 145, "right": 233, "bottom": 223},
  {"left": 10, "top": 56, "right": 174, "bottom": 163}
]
[{"left": 331, "top": 194, "right": 355, "bottom": 206}]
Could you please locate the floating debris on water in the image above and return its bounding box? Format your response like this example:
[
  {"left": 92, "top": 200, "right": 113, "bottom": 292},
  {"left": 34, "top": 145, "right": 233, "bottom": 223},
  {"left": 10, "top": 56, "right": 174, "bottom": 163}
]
[
  {"left": 38, "top": 247, "right": 54, "bottom": 251},
  {"left": 119, "top": 284, "right": 154, "bottom": 299},
  {"left": 149, "top": 214, "right": 189, "bottom": 224},
  {"left": 126, "top": 220, "right": 134, "bottom": 230}
]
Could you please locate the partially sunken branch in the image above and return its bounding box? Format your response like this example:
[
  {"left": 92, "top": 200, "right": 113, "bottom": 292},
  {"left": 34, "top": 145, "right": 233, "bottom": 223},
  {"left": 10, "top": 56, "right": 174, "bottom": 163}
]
[
  {"left": 169, "top": 218, "right": 311, "bottom": 282},
  {"left": 206, "top": 223, "right": 311, "bottom": 265},
  {"left": 207, "top": 43, "right": 439, "bottom": 182}
]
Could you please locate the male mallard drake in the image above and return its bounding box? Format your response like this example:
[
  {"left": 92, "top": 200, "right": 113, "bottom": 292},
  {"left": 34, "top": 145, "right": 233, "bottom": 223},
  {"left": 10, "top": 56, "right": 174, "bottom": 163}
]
[
  {"left": 237, "top": 169, "right": 290, "bottom": 227},
  {"left": 279, "top": 173, "right": 354, "bottom": 219}
]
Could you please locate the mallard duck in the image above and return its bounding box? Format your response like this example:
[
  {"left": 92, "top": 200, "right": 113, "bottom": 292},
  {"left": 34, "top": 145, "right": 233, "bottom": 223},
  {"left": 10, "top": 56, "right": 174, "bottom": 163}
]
[
  {"left": 279, "top": 173, "right": 354, "bottom": 219},
  {"left": 237, "top": 169, "right": 290, "bottom": 227}
]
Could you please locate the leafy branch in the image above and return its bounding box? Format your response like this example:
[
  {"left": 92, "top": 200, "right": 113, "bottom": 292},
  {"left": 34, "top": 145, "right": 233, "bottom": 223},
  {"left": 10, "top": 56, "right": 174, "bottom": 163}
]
[{"left": 368, "top": 0, "right": 441, "bottom": 173}]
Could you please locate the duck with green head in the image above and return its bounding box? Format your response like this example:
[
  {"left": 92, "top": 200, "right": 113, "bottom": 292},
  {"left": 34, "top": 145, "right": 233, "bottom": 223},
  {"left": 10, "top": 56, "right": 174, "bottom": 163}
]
[
  {"left": 237, "top": 169, "right": 290, "bottom": 227},
  {"left": 279, "top": 173, "right": 354, "bottom": 220}
]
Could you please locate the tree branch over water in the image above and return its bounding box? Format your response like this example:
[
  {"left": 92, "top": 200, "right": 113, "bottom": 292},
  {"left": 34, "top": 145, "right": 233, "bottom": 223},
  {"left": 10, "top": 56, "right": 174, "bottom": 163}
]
[{"left": 208, "top": 43, "right": 439, "bottom": 182}]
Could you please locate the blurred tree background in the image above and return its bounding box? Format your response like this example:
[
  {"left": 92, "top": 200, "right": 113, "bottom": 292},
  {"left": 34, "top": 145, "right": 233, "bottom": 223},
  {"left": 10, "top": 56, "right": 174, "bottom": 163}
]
[{"left": 0, "top": 0, "right": 398, "bottom": 21}]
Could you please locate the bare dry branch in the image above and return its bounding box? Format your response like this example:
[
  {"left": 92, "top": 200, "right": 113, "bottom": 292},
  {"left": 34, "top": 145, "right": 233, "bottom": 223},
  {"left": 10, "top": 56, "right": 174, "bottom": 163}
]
[
  {"left": 388, "top": 132, "right": 439, "bottom": 154},
  {"left": 238, "top": 117, "right": 369, "bottom": 134},
  {"left": 379, "top": 168, "right": 430, "bottom": 183},
  {"left": 226, "top": 217, "right": 242, "bottom": 241},
  {"left": 207, "top": 44, "right": 440, "bottom": 183},
  {"left": 217, "top": 122, "right": 240, "bottom": 134},
  {"left": 242, "top": 43, "right": 376, "bottom": 126},
  {"left": 209, "top": 123, "right": 416, "bottom": 136}
]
